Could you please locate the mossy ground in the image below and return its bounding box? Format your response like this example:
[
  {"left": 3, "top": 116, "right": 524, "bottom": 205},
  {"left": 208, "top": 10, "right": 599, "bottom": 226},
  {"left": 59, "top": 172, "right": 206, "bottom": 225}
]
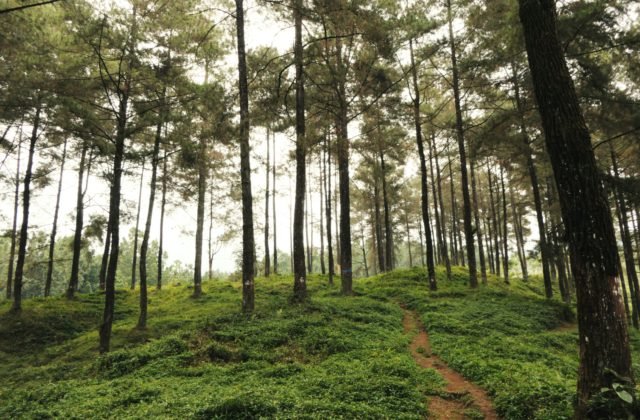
[{"left": 1, "top": 268, "right": 637, "bottom": 418}]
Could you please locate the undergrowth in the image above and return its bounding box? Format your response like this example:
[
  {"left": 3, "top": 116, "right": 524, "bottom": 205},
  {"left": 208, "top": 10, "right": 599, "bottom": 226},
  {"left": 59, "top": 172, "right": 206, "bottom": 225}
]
[{"left": 1, "top": 267, "right": 636, "bottom": 418}]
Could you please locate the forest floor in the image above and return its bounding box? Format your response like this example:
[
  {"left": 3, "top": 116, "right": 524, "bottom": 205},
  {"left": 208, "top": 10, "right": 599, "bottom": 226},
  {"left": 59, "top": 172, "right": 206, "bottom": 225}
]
[{"left": 1, "top": 266, "right": 637, "bottom": 419}]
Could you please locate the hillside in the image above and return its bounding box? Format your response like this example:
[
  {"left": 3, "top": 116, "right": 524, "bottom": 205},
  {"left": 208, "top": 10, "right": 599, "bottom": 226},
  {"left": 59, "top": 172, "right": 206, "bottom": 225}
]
[{"left": 1, "top": 268, "right": 637, "bottom": 419}]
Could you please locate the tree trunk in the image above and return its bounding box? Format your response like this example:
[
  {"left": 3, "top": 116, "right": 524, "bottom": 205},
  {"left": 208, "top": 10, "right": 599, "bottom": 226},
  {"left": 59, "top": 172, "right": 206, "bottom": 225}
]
[
  {"left": 6, "top": 132, "right": 22, "bottom": 300},
  {"left": 379, "top": 148, "right": 394, "bottom": 272},
  {"left": 12, "top": 104, "right": 41, "bottom": 313},
  {"left": 510, "top": 183, "right": 528, "bottom": 281},
  {"left": 410, "top": 39, "right": 436, "bottom": 288},
  {"left": 45, "top": 137, "right": 67, "bottom": 297},
  {"left": 193, "top": 135, "right": 206, "bottom": 298},
  {"left": 264, "top": 126, "right": 271, "bottom": 276},
  {"left": 98, "top": 218, "right": 111, "bottom": 292},
  {"left": 470, "top": 158, "right": 487, "bottom": 284},
  {"left": 292, "top": 0, "right": 307, "bottom": 301},
  {"left": 432, "top": 137, "right": 451, "bottom": 279},
  {"left": 500, "top": 165, "right": 510, "bottom": 284},
  {"left": 360, "top": 224, "right": 369, "bottom": 277},
  {"left": 324, "top": 133, "right": 334, "bottom": 284},
  {"left": 448, "top": 156, "right": 459, "bottom": 265},
  {"left": 138, "top": 109, "right": 164, "bottom": 329},
  {"left": 610, "top": 146, "right": 640, "bottom": 328},
  {"left": 235, "top": 0, "right": 255, "bottom": 311},
  {"left": 100, "top": 91, "right": 128, "bottom": 353},
  {"left": 157, "top": 148, "right": 167, "bottom": 290},
  {"left": 518, "top": 0, "right": 633, "bottom": 412},
  {"left": 68, "top": 141, "right": 88, "bottom": 298},
  {"left": 446, "top": 0, "right": 476, "bottom": 286},
  {"left": 374, "top": 178, "right": 385, "bottom": 271},
  {"left": 272, "top": 129, "right": 277, "bottom": 274},
  {"left": 131, "top": 159, "right": 145, "bottom": 290},
  {"left": 319, "top": 152, "right": 326, "bottom": 275},
  {"left": 404, "top": 205, "right": 413, "bottom": 268},
  {"left": 488, "top": 166, "right": 501, "bottom": 277},
  {"left": 208, "top": 183, "right": 214, "bottom": 280},
  {"left": 512, "top": 61, "right": 553, "bottom": 296}
]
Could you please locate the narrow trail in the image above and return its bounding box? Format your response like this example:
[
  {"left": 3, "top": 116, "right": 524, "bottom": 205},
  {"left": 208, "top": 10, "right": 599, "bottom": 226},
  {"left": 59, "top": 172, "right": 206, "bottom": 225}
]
[{"left": 402, "top": 309, "right": 498, "bottom": 420}]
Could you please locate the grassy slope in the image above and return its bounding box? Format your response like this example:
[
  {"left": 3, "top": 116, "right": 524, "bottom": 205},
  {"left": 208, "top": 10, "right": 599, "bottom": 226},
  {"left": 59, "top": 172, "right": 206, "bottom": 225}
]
[{"left": 1, "top": 268, "right": 637, "bottom": 418}]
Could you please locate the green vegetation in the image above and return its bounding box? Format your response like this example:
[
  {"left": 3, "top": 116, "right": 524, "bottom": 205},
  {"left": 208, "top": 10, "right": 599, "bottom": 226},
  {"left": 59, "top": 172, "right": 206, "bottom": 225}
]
[{"left": 1, "top": 268, "right": 637, "bottom": 418}]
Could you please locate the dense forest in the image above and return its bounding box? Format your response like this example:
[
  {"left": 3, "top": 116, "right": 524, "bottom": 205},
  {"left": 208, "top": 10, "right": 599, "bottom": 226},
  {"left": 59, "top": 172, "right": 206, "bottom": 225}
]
[{"left": 1, "top": 0, "right": 640, "bottom": 418}]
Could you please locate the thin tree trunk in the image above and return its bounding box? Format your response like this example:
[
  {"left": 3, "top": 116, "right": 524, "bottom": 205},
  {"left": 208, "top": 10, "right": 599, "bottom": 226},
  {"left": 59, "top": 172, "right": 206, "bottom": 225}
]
[
  {"left": 235, "top": 0, "right": 255, "bottom": 311},
  {"left": 470, "top": 157, "right": 487, "bottom": 284},
  {"left": 510, "top": 184, "right": 528, "bottom": 281},
  {"left": 418, "top": 217, "right": 425, "bottom": 266},
  {"left": 193, "top": 136, "right": 206, "bottom": 298},
  {"left": 45, "top": 137, "right": 67, "bottom": 297},
  {"left": 319, "top": 152, "right": 326, "bottom": 275},
  {"left": 272, "top": 130, "right": 277, "bottom": 274},
  {"left": 518, "top": 0, "right": 633, "bottom": 411},
  {"left": 374, "top": 178, "right": 385, "bottom": 271},
  {"left": 380, "top": 148, "right": 394, "bottom": 272},
  {"left": 68, "top": 141, "right": 88, "bottom": 298},
  {"left": 610, "top": 146, "right": 640, "bottom": 327},
  {"left": 410, "top": 39, "right": 436, "bottom": 288},
  {"left": 448, "top": 155, "right": 459, "bottom": 265},
  {"left": 433, "top": 137, "right": 451, "bottom": 279},
  {"left": 208, "top": 183, "right": 214, "bottom": 280},
  {"left": 404, "top": 205, "right": 413, "bottom": 268},
  {"left": 512, "top": 61, "right": 552, "bottom": 296},
  {"left": 264, "top": 126, "right": 271, "bottom": 276},
  {"left": 488, "top": 166, "right": 501, "bottom": 277},
  {"left": 131, "top": 159, "right": 145, "bottom": 290},
  {"left": 361, "top": 224, "right": 369, "bottom": 277},
  {"left": 500, "top": 165, "right": 510, "bottom": 284},
  {"left": 138, "top": 106, "right": 164, "bottom": 329},
  {"left": 428, "top": 134, "right": 444, "bottom": 266},
  {"left": 12, "top": 105, "right": 41, "bottom": 313},
  {"left": 446, "top": 0, "right": 476, "bottom": 286},
  {"left": 6, "top": 132, "right": 22, "bottom": 300},
  {"left": 99, "top": 220, "right": 111, "bottom": 292},
  {"left": 157, "top": 148, "right": 167, "bottom": 290},
  {"left": 324, "top": 133, "right": 334, "bottom": 284},
  {"left": 614, "top": 193, "right": 635, "bottom": 327},
  {"left": 292, "top": 0, "right": 307, "bottom": 301}
]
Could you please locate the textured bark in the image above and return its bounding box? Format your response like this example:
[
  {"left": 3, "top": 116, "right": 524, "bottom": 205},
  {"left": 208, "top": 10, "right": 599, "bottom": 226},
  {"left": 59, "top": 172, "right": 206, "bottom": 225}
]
[
  {"left": 236, "top": 0, "right": 255, "bottom": 311},
  {"left": 12, "top": 105, "right": 41, "bottom": 313},
  {"left": 45, "top": 138, "right": 67, "bottom": 297},
  {"left": 6, "top": 134, "right": 22, "bottom": 299},
  {"left": 138, "top": 110, "right": 164, "bottom": 329},
  {"left": 510, "top": 183, "right": 528, "bottom": 281},
  {"left": 448, "top": 156, "right": 459, "bottom": 265},
  {"left": 519, "top": 0, "right": 633, "bottom": 413},
  {"left": 292, "top": 0, "right": 307, "bottom": 301},
  {"left": 98, "top": 218, "right": 111, "bottom": 291},
  {"left": 360, "top": 224, "right": 369, "bottom": 277},
  {"left": 446, "top": 0, "right": 476, "bottom": 286},
  {"left": 379, "top": 148, "right": 394, "bottom": 271},
  {"left": 131, "top": 160, "right": 145, "bottom": 290}
]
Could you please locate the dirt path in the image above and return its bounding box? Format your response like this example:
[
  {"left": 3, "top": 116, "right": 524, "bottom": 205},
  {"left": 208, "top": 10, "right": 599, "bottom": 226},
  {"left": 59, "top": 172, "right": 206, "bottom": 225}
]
[{"left": 402, "top": 309, "right": 498, "bottom": 420}]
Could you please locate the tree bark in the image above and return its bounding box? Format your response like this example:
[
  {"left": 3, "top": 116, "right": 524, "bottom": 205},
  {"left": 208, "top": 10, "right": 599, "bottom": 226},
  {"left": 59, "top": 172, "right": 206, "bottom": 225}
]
[
  {"left": 131, "top": 159, "right": 145, "bottom": 290},
  {"left": 319, "top": 152, "right": 326, "bottom": 275},
  {"left": 12, "top": 105, "right": 41, "bottom": 312},
  {"left": 518, "top": 0, "right": 633, "bottom": 413},
  {"left": 264, "top": 126, "right": 271, "bottom": 276},
  {"left": 45, "top": 137, "right": 67, "bottom": 297},
  {"left": 68, "top": 141, "right": 88, "bottom": 299},
  {"left": 157, "top": 148, "right": 167, "bottom": 290},
  {"left": 446, "top": 0, "right": 476, "bottom": 286},
  {"left": 138, "top": 106, "right": 164, "bottom": 329},
  {"left": 235, "top": 0, "right": 255, "bottom": 311},
  {"left": 272, "top": 129, "right": 278, "bottom": 274},
  {"left": 500, "top": 165, "right": 510, "bottom": 284},
  {"left": 410, "top": 39, "right": 436, "bottom": 288},
  {"left": 6, "top": 132, "right": 22, "bottom": 300},
  {"left": 470, "top": 157, "right": 487, "bottom": 284},
  {"left": 431, "top": 136, "right": 451, "bottom": 279},
  {"left": 292, "top": 0, "right": 307, "bottom": 301},
  {"left": 488, "top": 166, "right": 501, "bottom": 277},
  {"left": 324, "top": 133, "right": 334, "bottom": 284}
]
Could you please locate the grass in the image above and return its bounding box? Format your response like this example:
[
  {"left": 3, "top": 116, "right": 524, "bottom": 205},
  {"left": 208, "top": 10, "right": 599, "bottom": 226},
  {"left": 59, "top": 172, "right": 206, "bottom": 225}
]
[{"left": 1, "top": 267, "right": 637, "bottom": 418}]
